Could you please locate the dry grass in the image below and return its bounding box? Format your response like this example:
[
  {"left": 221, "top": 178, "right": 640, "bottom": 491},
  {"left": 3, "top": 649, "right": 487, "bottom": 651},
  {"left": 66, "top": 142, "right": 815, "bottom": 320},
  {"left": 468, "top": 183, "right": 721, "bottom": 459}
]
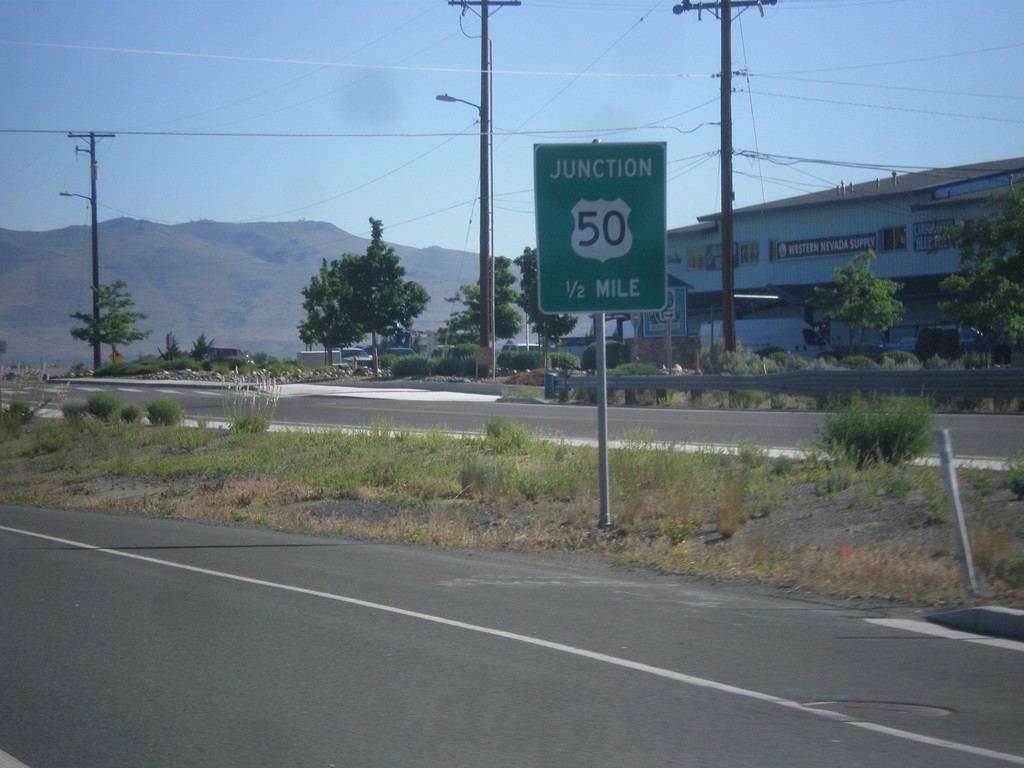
[{"left": 1, "top": 416, "right": 1022, "bottom": 607}]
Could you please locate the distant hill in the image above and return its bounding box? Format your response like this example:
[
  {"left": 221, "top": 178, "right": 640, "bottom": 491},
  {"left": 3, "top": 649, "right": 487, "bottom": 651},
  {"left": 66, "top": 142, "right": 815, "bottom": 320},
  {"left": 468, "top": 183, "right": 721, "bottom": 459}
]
[{"left": 0, "top": 218, "right": 476, "bottom": 367}]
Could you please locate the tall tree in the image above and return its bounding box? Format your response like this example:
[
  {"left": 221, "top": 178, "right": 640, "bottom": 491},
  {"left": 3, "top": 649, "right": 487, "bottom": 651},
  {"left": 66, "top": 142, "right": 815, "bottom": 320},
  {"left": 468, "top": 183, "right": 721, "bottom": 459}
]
[
  {"left": 440, "top": 255, "right": 522, "bottom": 345},
  {"left": 937, "top": 185, "right": 1024, "bottom": 350},
  {"left": 298, "top": 258, "right": 363, "bottom": 365},
  {"left": 157, "top": 332, "right": 183, "bottom": 361},
  {"left": 514, "top": 246, "right": 577, "bottom": 368},
  {"left": 190, "top": 332, "right": 214, "bottom": 362},
  {"left": 300, "top": 218, "right": 428, "bottom": 375},
  {"left": 347, "top": 218, "right": 429, "bottom": 373},
  {"left": 811, "top": 250, "right": 904, "bottom": 348},
  {"left": 69, "top": 280, "right": 151, "bottom": 363}
]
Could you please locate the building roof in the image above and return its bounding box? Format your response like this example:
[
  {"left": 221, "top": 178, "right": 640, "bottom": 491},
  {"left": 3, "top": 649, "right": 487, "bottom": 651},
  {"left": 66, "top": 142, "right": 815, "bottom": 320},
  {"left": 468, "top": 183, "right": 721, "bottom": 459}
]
[{"left": 669, "top": 157, "right": 1024, "bottom": 234}]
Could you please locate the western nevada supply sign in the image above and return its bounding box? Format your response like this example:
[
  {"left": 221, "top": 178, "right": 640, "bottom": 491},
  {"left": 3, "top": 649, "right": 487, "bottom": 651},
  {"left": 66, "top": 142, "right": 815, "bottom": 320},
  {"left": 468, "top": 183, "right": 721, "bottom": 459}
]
[{"left": 534, "top": 142, "right": 667, "bottom": 314}]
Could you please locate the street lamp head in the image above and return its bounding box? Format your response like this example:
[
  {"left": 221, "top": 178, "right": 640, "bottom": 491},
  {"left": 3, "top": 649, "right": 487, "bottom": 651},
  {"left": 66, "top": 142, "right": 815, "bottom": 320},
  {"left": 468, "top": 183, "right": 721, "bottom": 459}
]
[
  {"left": 436, "top": 94, "right": 456, "bottom": 103},
  {"left": 59, "top": 191, "right": 73, "bottom": 197}
]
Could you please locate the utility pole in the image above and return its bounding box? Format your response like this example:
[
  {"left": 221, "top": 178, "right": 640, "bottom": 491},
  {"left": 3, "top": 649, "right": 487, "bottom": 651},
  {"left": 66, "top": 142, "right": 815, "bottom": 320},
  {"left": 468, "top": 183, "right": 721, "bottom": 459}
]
[
  {"left": 449, "top": 0, "right": 520, "bottom": 376},
  {"left": 67, "top": 131, "right": 114, "bottom": 369},
  {"left": 673, "top": 0, "right": 775, "bottom": 352}
]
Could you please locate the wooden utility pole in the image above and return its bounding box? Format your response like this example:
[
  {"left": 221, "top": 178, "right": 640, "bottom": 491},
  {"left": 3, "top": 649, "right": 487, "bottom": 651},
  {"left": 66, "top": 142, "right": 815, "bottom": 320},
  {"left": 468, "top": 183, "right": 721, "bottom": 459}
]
[
  {"left": 67, "top": 132, "right": 115, "bottom": 369},
  {"left": 449, "top": 0, "right": 519, "bottom": 376},
  {"left": 673, "top": 0, "right": 775, "bottom": 352}
]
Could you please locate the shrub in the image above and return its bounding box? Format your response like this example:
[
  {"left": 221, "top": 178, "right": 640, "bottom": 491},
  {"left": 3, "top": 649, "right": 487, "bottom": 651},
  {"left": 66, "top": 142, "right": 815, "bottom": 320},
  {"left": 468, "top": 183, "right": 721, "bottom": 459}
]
[
  {"left": 484, "top": 414, "right": 531, "bottom": 454},
  {"left": 610, "top": 362, "right": 663, "bottom": 376},
  {"left": 915, "top": 327, "right": 962, "bottom": 362},
  {"left": 841, "top": 355, "right": 879, "bottom": 369},
  {"left": 147, "top": 397, "right": 184, "bottom": 426},
  {"left": 459, "top": 454, "right": 512, "bottom": 498},
  {"left": 3, "top": 396, "right": 34, "bottom": 425},
  {"left": 1, "top": 396, "right": 34, "bottom": 437},
  {"left": 961, "top": 350, "right": 988, "bottom": 369},
  {"left": 94, "top": 360, "right": 165, "bottom": 378},
  {"left": 922, "top": 354, "right": 962, "bottom": 370},
  {"left": 820, "top": 395, "right": 933, "bottom": 467},
  {"left": 230, "top": 414, "right": 270, "bottom": 434},
  {"left": 162, "top": 357, "right": 201, "bottom": 372},
  {"left": 702, "top": 343, "right": 789, "bottom": 375},
  {"left": 86, "top": 391, "right": 124, "bottom": 421},
  {"left": 497, "top": 350, "right": 543, "bottom": 372},
  {"left": 1008, "top": 454, "right": 1024, "bottom": 499},
  {"left": 880, "top": 350, "right": 921, "bottom": 369},
  {"left": 387, "top": 355, "right": 431, "bottom": 377},
  {"left": 430, "top": 354, "right": 475, "bottom": 377},
  {"left": 581, "top": 340, "right": 629, "bottom": 370},
  {"left": 120, "top": 404, "right": 142, "bottom": 423},
  {"left": 62, "top": 399, "right": 89, "bottom": 421},
  {"left": 547, "top": 352, "right": 580, "bottom": 370},
  {"left": 33, "top": 423, "right": 75, "bottom": 454},
  {"left": 659, "top": 517, "right": 702, "bottom": 544}
]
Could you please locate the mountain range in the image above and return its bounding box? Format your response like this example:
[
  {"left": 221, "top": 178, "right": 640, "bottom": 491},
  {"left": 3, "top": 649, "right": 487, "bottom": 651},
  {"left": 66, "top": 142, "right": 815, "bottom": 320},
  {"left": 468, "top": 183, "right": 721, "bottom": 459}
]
[{"left": 0, "top": 218, "right": 477, "bottom": 367}]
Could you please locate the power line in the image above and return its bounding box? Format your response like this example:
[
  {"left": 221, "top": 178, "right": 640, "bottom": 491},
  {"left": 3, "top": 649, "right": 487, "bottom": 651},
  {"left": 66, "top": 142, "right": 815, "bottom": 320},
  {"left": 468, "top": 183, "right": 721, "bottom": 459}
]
[{"left": 746, "top": 89, "right": 1024, "bottom": 125}]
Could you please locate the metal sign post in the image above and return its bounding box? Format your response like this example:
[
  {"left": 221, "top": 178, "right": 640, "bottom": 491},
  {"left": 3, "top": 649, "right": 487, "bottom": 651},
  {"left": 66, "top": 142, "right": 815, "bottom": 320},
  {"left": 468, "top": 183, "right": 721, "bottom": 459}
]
[{"left": 534, "top": 142, "right": 667, "bottom": 529}]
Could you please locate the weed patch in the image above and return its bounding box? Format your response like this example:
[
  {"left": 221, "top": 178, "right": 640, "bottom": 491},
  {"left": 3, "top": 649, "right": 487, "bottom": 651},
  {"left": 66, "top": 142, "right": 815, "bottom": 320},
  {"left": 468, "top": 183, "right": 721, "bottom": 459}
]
[
  {"left": 1, "top": 413, "right": 1021, "bottom": 607},
  {"left": 820, "top": 395, "right": 933, "bottom": 467}
]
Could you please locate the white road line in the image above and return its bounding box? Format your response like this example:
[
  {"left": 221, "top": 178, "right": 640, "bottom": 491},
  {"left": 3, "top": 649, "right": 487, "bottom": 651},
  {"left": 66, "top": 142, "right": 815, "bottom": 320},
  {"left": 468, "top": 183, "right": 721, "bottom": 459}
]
[
  {"left": 151, "top": 388, "right": 219, "bottom": 396},
  {"left": 0, "top": 748, "right": 31, "bottom": 768},
  {"left": 277, "top": 383, "right": 500, "bottom": 402},
  {"left": 866, "top": 618, "right": 1024, "bottom": 652},
  {"left": 3, "top": 523, "right": 1022, "bottom": 766}
]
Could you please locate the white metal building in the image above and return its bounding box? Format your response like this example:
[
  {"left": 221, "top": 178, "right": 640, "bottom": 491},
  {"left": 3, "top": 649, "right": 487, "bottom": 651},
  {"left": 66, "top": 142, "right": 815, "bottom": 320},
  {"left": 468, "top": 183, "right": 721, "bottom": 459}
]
[{"left": 667, "top": 157, "right": 1024, "bottom": 345}]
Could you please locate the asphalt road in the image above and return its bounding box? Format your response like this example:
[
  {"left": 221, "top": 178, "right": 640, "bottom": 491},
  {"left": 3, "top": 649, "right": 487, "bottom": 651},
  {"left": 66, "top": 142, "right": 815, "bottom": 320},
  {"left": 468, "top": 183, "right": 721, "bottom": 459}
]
[
  {"left": 2, "top": 505, "right": 1023, "bottom": 767},
  {"left": 54, "top": 378, "right": 1024, "bottom": 461}
]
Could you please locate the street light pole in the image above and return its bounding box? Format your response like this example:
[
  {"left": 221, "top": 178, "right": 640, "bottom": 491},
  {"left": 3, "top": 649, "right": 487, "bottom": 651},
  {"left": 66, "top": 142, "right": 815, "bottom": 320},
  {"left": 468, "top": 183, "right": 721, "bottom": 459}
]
[{"left": 436, "top": 91, "right": 494, "bottom": 376}]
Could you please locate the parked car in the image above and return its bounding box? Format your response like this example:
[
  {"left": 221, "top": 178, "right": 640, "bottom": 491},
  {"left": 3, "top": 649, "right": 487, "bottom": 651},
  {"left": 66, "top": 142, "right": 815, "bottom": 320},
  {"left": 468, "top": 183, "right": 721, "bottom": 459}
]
[
  {"left": 382, "top": 347, "right": 417, "bottom": 357},
  {"left": 699, "top": 319, "right": 834, "bottom": 359},
  {"left": 884, "top": 326, "right": 1016, "bottom": 364},
  {"left": 501, "top": 342, "right": 543, "bottom": 353},
  {"left": 337, "top": 347, "right": 373, "bottom": 366},
  {"left": 207, "top": 346, "right": 252, "bottom": 365}
]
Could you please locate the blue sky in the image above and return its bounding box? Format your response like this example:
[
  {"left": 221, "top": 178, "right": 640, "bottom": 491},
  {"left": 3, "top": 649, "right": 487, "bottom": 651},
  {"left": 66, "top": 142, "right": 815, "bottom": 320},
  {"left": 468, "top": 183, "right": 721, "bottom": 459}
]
[{"left": 2, "top": 0, "right": 1022, "bottom": 264}]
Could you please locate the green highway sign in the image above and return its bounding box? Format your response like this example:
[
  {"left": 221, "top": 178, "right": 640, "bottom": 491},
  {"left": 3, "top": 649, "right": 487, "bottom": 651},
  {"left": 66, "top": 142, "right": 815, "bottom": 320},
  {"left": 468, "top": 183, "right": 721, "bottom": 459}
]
[{"left": 534, "top": 142, "right": 667, "bottom": 314}]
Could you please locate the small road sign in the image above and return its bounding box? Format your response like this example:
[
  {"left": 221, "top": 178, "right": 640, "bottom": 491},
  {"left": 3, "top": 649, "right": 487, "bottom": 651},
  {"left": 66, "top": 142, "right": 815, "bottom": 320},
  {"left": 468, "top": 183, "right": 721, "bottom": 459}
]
[{"left": 535, "top": 142, "right": 667, "bottom": 314}]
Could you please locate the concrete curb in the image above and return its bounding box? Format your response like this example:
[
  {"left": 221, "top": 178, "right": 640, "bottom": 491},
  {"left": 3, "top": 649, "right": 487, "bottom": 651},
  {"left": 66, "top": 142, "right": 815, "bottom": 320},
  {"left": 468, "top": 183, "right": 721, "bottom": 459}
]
[{"left": 926, "top": 606, "right": 1024, "bottom": 642}]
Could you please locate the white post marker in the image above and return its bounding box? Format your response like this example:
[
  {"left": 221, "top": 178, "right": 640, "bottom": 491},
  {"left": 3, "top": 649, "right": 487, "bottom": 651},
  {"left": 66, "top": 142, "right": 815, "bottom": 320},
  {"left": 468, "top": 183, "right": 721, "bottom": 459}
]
[
  {"left": 534, "top": 143, "right": 667, "bottom": 529},
  {"left": 936, "top": 429, "right": 979, "bottom": 597}
]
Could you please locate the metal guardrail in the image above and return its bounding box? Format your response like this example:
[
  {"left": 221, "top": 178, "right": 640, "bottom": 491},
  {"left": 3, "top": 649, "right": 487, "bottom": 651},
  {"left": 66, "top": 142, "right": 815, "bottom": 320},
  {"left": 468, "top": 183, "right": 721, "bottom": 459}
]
[{"left": 546, "top": 368, "right": 1024, "bottom": 401}]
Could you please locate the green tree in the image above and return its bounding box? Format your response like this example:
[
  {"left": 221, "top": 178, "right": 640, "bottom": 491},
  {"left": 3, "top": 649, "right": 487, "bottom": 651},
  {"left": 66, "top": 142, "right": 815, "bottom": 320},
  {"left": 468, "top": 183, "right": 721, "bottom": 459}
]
[
  {"left": 811, "top": 250, "right": 904, "bottom": 348},
  {"left": 69, "top": 280, "right": 152, "bottom": 362},
  {"left": 298, "top": 258, "right": 363, "bottom": 365},
  {"left": 157, "top": 332, "right": 183, "bottom": 361},
  {"left": 190, "top": 332, "right": 214, "bottom": 361},
  {"left": 440, "top": 255, "right": 522, "bottom": 346},
  {"left": 937, "top": 185, "right": 1024, "bottom": 350},
  {"left": 514, "top": 246, "right": 577, "bottom": 368},
  {"left": 348, "top": 218, "right": 429, "bottom": 373},
  {"left": 300, "top": 218, "right": 428, "bottom": 375}
]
